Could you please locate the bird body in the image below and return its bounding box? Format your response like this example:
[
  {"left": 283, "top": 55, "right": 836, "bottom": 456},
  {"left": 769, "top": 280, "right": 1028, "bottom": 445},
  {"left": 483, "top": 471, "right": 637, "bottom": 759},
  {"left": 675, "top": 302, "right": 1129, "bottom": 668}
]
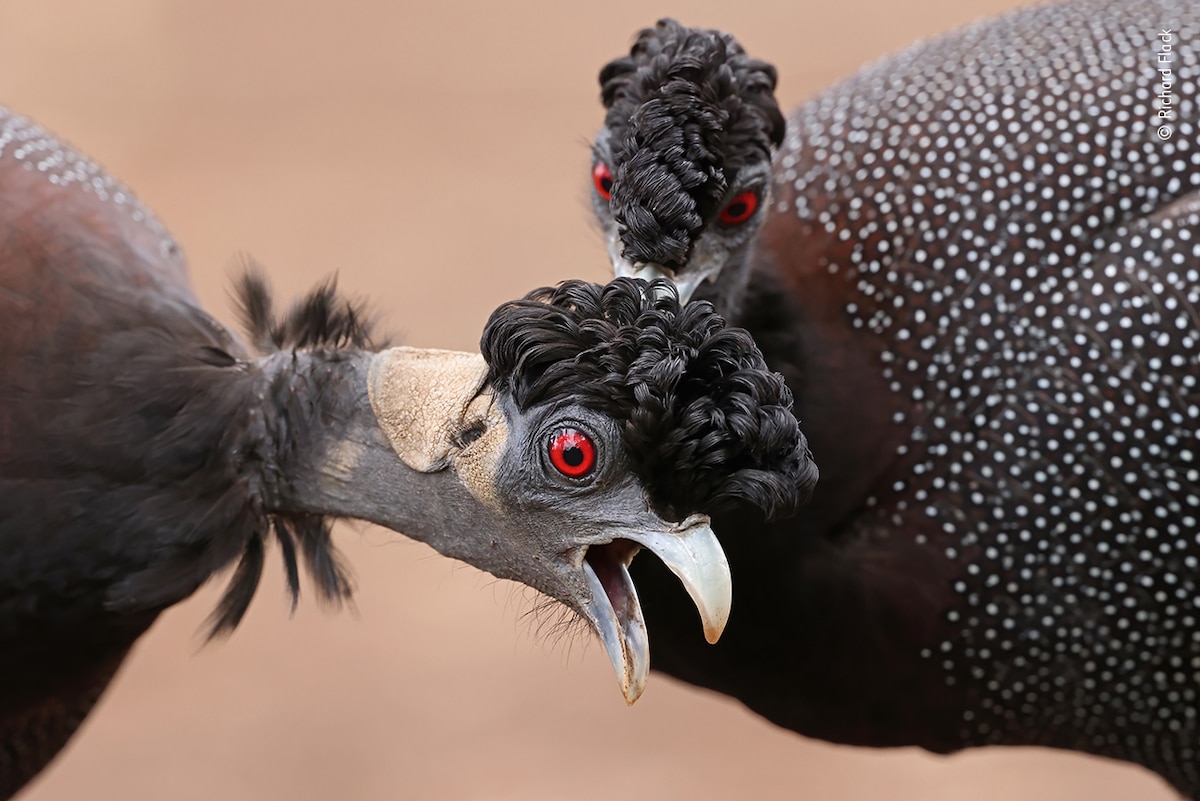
[
  {"left": 0, "top": 107, "right": 812, "bottom": 797},
  {"left": 593, "top": 0, "right": 1200, "bottom": 794}
]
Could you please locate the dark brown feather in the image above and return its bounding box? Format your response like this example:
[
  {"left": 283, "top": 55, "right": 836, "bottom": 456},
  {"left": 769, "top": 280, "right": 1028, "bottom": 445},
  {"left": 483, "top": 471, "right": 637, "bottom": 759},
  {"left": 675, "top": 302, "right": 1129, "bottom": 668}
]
[{"left": 0, "top": 108, "right": 367, "bottom": 795}]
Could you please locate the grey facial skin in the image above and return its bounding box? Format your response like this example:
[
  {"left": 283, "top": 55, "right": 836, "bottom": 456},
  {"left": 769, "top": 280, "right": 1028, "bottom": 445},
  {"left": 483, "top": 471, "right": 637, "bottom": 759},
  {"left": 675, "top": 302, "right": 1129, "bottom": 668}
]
[
  {"left": 591, "top": 128, "right": 774, "bottom": 319},
  {"left": 282, "top": 346, "right": 731, "bottom": 704}
]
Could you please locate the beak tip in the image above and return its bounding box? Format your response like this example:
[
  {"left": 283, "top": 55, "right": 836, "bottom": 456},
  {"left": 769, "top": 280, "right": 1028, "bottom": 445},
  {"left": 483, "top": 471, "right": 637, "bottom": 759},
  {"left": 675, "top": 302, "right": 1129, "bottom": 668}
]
[
  {"left": 703, "top": 596, "right": 732, "bottom": 644},
  {"left": 617, "top": 666, "right": 646, "bottom": 705}
]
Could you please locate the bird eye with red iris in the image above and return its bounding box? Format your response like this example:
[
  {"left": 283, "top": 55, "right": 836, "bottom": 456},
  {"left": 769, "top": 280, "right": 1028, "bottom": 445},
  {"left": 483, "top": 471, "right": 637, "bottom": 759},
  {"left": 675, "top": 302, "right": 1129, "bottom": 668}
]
[
  {"left": 548, "top": 427, "right": 596, "bottom": 479},
  {"left": 593, "top": 162, "right": 614, "bottom": 201},
  {"left": 719, "top": 191, "right": 759, "bottom": 225}
]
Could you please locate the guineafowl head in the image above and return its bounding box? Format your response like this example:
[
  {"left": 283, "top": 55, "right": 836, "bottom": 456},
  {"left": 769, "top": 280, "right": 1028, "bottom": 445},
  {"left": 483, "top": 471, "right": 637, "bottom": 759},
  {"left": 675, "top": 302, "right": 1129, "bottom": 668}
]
[
  {"left": 465, "top": 277, "right": 816, "bottom": 701},
  {"left": 591, "top": 19, "right": 784, "bottom": 316},
  {"left": 222, "top": 275, "right": 815, "bottom": 705}
]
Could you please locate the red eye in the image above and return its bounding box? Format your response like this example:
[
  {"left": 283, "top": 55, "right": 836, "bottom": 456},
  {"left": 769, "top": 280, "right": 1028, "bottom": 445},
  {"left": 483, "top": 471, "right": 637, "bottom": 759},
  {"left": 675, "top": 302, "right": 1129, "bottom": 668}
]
[
  {"left": 549, "top": 428, "right": 596, "bottom": 478},
  {"left": 719, "top": 191, "right": 759, "bottom": 225},
  {"left": 593, "top": 162, "right": 614, "bottom": 201}
]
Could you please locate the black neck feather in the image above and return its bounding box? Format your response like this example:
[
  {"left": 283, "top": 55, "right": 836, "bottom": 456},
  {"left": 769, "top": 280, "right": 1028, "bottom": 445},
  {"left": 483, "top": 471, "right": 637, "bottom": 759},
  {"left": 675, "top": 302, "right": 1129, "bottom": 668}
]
[{"left": 0, "top": 273, "right": 379, "bottom": 649}]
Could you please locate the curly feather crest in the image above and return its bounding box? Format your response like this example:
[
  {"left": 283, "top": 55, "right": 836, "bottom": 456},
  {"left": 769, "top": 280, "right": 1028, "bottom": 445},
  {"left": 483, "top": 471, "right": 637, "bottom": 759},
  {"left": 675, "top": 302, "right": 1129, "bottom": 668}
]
[
  {"left": 481, "top": 278, "right": 817, "bottom": 522},
  {"left": 598, "top": 19, "right": 785, "bottom": 267}
]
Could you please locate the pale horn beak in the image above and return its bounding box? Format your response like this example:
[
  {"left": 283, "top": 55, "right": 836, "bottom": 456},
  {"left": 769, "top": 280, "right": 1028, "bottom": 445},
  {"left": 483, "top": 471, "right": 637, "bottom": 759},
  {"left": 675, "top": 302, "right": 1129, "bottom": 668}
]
[
  {"left": 367, "top": 347, "right": 733, "bottom": 705},
  {"left": 580, "top": 514, "right": 731, "bottom": 704},
  {"left": 612, "top": 259, "right": 712, "bottom": 305}
]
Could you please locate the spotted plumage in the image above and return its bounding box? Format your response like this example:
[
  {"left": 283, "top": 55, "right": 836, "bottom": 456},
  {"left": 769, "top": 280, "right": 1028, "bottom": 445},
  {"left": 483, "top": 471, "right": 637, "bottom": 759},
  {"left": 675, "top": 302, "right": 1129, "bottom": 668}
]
[
  {"left": 0, "top": 110, "right": 180, "bottom": 271},
  {"left": 594, "top": 0, "right": 1200, "bottom": 794},
  {"left": 779, "top": 0, "right": 1200, "bottom": 775}
]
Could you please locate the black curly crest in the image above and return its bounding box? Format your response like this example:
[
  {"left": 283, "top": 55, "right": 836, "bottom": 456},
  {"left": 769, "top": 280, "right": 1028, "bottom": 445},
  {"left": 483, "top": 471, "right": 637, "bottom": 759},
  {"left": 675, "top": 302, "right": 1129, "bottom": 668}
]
[
  {"left": 598, "top": 19, "right": 785, "bottom": 268},
  {"left": 481, "top": 278, "right": 816, "bottom": 522}
]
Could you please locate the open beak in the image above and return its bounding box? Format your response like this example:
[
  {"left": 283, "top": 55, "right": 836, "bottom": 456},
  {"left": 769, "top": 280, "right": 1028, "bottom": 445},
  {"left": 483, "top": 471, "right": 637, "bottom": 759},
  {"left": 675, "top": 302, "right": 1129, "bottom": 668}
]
[
  {"left": 366, "top": 346, "right": 733, "bottom": 705},
  {"left": 577, "top": 514, "right": 731, "bottom": 704}
]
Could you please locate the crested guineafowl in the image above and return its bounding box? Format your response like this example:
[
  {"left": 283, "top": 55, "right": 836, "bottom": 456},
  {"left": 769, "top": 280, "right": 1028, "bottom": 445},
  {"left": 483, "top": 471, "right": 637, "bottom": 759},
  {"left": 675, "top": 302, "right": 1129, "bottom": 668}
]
[
  {"left": 588, "top": 0, "right": 1200, "bottom": 795},
  {"left": 0, "top": 106, "right": 814, "bottom": 798}
]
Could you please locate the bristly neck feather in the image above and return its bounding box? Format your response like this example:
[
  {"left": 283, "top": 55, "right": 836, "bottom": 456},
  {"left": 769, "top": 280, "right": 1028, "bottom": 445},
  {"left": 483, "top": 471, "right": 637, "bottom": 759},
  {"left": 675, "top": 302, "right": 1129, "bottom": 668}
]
[
  {"left": 195, "top": 270, "right": 382, "bottom": 633},
  {"left": 75, "top": 272, "right": 377, "bottom": 640}
]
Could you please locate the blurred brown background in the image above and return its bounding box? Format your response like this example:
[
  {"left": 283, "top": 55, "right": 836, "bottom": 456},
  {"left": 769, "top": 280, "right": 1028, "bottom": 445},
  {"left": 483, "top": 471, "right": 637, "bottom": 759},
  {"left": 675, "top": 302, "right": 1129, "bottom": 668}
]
[{"left": 0, "top": 1, "right": 1179, "bottom": 799}]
